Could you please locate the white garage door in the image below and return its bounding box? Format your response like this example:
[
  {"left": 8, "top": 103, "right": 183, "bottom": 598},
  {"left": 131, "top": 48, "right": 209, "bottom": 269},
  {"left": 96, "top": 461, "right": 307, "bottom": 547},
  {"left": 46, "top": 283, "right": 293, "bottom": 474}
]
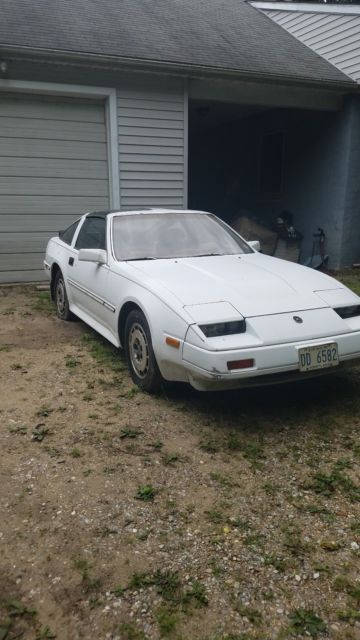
[{"left": 0, "top": 93, "right": 110, "bottom": 283}]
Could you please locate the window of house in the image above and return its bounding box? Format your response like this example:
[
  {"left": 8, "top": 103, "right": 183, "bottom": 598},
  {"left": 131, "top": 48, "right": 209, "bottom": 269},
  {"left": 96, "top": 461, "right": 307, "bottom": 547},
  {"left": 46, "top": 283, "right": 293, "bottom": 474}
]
[
  {"left": 259, "top": 132, "right": 284, "bottom": 195},
  {"left": 75, "top": 217, "right": 106, "bottom": 250}
]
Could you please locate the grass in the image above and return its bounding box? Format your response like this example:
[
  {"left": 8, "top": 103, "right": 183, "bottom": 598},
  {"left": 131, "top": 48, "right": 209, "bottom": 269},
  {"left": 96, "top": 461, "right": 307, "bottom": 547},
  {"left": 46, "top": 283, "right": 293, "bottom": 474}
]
[
  {"left": 288, "top": 609, "right": 326, "bottom": 637},
  {"left": 81, "top": 331, "right": 125, "bottom": 372},
  {"left": 337, "top": 269, "right": 360, "bottom": 296},
  {"left": 135, "top": 485, "right": 157, "bottom": 501}
]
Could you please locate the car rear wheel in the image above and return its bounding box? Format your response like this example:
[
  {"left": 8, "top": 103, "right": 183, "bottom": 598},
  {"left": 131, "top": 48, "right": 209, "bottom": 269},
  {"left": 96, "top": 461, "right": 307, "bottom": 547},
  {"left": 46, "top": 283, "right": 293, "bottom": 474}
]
[
  {"left": 54, "top": 270, "right": 73, "bottom": 321},
  {"left": 124, "top": 309, "right": 162, "bottom": 393}
]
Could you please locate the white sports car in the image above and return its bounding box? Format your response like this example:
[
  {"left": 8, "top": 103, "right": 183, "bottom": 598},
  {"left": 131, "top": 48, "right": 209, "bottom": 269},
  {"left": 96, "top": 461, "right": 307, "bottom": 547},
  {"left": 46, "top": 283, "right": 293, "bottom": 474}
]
[{"left": 44, "top": 209, "right": 360, "bottom": 392}]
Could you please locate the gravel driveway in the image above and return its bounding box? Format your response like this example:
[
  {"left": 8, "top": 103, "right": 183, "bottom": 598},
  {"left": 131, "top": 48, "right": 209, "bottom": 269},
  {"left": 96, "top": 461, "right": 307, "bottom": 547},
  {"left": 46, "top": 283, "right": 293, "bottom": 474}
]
[{"left": 1, "top": 284, "right": 360, "bottom": 640}]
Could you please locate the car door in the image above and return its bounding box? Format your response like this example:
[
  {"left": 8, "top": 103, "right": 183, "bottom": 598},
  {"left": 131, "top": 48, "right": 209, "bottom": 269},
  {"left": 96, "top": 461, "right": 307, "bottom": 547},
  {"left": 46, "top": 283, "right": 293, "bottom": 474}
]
[{"left": 68, "top": 215, "right": 114, "bottom": 328}]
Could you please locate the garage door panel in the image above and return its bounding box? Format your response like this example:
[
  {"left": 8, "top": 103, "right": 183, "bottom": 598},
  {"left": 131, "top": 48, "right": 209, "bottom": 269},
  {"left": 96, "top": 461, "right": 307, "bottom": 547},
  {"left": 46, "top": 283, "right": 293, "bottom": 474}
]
[
  {"left": 0, "top": 158, "right": 108, "bottom": 179},
  {"left": 0, "top": 212, "right": 105, "bottom": 232},
  {"left": 0, "top": 177, "right": 109, "bottom": 197},
  {"left": 0, "top": 117, "right": 106, "bottom": 142},
  {"left": 0, "top": 139, "right": 107, "bottom": 160},
  {"left": 0, "top": 94, "right": 110, "bottom": 282},
  {"left": 0, "top": 196, "right": 108, "bottom": 216},
  {"left": 0, "top": 97, "right": 105, "bottom": 123}
]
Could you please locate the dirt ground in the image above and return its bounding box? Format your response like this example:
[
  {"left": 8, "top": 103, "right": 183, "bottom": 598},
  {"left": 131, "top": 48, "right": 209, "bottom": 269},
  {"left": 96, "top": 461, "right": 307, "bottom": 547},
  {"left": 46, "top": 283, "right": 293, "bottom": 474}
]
[{"left": 1, "top": 283, "right": 360, "bottom": 640}]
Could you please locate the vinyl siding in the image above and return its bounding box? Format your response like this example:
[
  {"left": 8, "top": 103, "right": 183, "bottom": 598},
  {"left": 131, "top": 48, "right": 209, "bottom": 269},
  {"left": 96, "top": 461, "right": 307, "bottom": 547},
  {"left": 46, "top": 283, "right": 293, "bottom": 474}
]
[
  {"left": 117, "top": 79, "right": 186, "bottom": 210},
  {"left": 0, "top": 93, "right": 110, "bottom": 283},
  {"left": 263, "top": 9, "right": 360, "bottom": 82}
]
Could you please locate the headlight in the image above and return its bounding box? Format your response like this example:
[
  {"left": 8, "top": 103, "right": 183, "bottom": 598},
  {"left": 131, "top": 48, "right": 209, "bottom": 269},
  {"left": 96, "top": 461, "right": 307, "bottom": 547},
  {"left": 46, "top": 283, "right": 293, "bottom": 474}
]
[
  {"left": 199, "top": 320, "right": 246, "bottom": 337},
  {"left": 335, "top": 305, "right": 360, "bottom": 319}
]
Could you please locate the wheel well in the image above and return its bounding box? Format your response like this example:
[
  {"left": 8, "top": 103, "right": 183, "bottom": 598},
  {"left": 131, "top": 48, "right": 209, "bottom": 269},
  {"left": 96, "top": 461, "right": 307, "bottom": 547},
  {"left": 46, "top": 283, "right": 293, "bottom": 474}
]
[
  {"left": 118, "top": 302, "right": 141, "bottom": 347},
  {"left": 50, "top": 263, "right": 61, "bottom": 301}
]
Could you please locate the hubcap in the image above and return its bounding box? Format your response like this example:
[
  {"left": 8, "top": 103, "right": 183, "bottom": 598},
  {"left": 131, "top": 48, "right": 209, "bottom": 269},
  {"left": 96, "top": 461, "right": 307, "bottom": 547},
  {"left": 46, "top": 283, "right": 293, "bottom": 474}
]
[
  {"left": 56, "top": 279, "right": 66, "bottom": 315},
  {"left": 129, "top": 323, "right": 149, "bottom": 379}
]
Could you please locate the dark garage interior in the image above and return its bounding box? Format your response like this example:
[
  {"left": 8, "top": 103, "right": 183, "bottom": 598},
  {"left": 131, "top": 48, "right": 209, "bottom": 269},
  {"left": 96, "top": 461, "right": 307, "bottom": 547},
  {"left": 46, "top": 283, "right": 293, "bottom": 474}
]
[{"left": 188, "top": 99, "right": 347, "bottom": 266}]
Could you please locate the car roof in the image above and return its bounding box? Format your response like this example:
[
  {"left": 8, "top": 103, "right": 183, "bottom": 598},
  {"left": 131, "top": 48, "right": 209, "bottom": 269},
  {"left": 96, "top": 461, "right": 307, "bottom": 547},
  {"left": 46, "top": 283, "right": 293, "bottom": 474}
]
[{"left": 86, "top": 208, "right": 209, "bottom": 218}]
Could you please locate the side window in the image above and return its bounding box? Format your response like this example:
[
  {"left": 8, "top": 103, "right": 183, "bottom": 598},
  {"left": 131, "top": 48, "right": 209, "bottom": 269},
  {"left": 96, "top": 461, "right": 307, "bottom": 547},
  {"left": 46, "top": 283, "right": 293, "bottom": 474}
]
[
  {"left": 59, "top": 220, "right": 79, "bottom": 246},
  {"left": 75, "top": 217, "right": 106, "bottom": 250}
]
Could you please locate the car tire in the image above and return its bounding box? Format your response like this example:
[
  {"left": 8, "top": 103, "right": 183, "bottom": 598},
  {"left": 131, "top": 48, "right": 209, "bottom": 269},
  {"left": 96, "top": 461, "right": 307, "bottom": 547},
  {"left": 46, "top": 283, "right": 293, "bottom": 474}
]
[
  {"left": 124, "top": 309, "right": 163, "bottom": 393},
  {"left": 54, "top": 270, "right": 73, "bottom": 321}
]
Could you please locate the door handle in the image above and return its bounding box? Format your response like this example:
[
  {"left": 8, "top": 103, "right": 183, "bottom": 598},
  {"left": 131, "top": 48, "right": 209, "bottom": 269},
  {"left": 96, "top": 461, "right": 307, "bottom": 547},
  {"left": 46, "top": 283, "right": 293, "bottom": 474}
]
[{"left": 68, "top": 257, "right": 74, "bottom": 266}]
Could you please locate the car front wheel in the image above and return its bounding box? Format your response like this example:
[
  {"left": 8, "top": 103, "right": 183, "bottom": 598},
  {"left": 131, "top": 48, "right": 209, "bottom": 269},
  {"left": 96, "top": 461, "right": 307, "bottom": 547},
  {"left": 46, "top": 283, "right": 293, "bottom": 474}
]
[
  {"left": 124, "top": 309, "right": 162, "bottom": 393},
  {"left": 54, "top": 270, "right": 73, "bottom": 321}
]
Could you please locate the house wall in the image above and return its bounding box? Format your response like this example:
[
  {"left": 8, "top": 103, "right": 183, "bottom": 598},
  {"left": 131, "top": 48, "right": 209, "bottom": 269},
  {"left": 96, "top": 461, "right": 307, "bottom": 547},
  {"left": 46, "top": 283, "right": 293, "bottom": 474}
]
[
  {"left": 2, "top": 58, "right": 187, "bottom": 210},
  {"left": 0, "top": 59, "right": 186, "bottom": 281},
  {"left": 189, "top": 103, "right": 357, "bottom": 268}
]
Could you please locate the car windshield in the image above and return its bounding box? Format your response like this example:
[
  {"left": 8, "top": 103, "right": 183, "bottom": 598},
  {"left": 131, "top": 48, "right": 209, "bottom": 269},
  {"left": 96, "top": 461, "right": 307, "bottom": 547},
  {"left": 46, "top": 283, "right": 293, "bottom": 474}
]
[{"left": 112, "top": 212, "right": 252, "bottom": 261}]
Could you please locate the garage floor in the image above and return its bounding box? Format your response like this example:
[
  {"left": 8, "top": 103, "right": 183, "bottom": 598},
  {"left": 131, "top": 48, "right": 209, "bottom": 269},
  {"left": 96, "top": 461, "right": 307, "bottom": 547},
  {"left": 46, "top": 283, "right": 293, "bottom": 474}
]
[{"left": 1, "top": 286, "right": 360, "bottom": 640}]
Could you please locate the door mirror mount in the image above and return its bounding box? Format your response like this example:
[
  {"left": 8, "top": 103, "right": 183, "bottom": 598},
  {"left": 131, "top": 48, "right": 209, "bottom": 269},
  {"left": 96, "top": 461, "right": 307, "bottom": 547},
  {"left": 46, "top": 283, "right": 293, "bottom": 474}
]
[{"left": 248, "top": 240, "right": 260, "bottom": 252}]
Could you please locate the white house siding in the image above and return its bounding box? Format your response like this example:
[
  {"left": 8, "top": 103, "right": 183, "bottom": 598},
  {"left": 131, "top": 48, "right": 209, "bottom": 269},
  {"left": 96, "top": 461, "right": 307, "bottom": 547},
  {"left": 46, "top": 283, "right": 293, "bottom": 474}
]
[
  {"left": 262, "top": 8, "right": 360, "bottom": 82},
  {"left": 117, "top": 78, "right": 186, "bottom": 210},
  {"left": 0, "top": 93, "right": 110, "bottom": 283}
]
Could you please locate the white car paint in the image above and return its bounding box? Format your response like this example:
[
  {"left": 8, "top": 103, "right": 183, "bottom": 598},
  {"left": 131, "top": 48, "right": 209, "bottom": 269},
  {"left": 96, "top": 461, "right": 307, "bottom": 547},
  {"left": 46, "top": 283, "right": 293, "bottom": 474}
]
[{"left": 44, "top": 209, "right": 360, "bottom": 391}]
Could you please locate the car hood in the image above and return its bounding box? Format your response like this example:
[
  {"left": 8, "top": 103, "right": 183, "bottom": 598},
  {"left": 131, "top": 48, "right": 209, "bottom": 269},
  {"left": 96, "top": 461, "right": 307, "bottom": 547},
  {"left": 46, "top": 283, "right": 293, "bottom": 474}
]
[{"left": 128, "top": 253, "right": 346, "bottom": 318}]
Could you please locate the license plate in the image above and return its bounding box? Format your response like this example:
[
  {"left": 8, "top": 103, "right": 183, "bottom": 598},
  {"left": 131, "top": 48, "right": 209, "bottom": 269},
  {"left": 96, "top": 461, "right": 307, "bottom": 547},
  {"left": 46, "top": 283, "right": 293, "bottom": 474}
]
[{"left": 298, "top": 342, "right": 339, "bottom": 372}]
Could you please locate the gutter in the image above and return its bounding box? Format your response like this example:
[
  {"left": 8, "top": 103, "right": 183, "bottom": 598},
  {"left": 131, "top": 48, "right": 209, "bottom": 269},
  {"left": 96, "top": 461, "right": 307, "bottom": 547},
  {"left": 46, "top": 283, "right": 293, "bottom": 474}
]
[{"left": 0, "top": 43, "right": 356, "bottom": 91}]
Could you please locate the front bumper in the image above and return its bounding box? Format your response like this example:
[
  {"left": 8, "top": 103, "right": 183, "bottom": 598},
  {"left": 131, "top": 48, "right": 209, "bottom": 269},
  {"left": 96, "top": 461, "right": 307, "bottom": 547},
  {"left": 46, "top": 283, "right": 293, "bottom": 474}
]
[{"left": 182, "top": 331, "right": 360, "bottom": 390}]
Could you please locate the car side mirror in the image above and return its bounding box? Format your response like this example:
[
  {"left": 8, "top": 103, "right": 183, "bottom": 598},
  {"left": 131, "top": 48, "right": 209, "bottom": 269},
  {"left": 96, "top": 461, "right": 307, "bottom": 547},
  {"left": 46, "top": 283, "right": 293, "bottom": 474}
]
[
  {"left": 248, "top": 240, "right": 260, "bottom": 252},
  {"left": 78, "top": 248, "right": 107, "bottom": 264}
]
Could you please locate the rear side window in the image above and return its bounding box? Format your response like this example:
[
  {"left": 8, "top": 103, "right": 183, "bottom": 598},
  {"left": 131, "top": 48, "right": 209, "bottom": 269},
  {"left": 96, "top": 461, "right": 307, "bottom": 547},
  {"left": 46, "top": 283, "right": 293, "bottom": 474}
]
[
  {"left": 75, "top": 217, "right": 106, "bottom": 250},
  {"left": 59, "top": 220, "right": 79, "bottom": 245}
]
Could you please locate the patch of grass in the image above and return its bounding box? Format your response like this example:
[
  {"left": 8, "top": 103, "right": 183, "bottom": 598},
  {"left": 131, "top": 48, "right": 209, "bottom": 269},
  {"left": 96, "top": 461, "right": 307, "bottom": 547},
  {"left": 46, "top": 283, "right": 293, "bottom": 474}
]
[
  {"left": 35, "top": 405, "right": 53, "bottom": 418},
  {"left": 156, "top": 607, "right": 178, "bottom": 636},
  {"left": 35, "top": 626, "right": 56, "bottom": 639},
  {"left": 209, "top": 472, "right": 235, "bottom": 488},
  {"left": 236, "top": 604, "right": 262, "bottom": 625},
  {"left": 263, "top": 554, "right": 287, "bottom": 572},
  {"left": 154, "top": 570, "right": 182, "bottom": 603},
  {"left": 205, "top": 509, "right": 225, "bottom": 524},
  {"left": 288, "top": 609, "right": 326, "bottom": 637},
  {"left": 199, "top": 438, "right": 219, "bottom": 453},
  {"left": 32, "top": 425, "right": 50, "bottom": 442},
  {"left": 283, "top": 526, "right": 312, "bottom": 556},
  {"left": 4, "top": 600, "right": 37, "bottom": 618},
  {"left": 65, "top": 356, "right": 81, "bottom": 369},
  {"left": 242, "top": 442, "right": 266, "bottom": 466},
  {"left": 120, "top": 427, "right": 142, "bottom": 439},
  {"left": 333, "top": 576, "right": 360, "bottom": 602},
  {"left": 81, "top": 331, "right": 125, "bottom": 372},
  {"left": 181, "top": 580, "right": 208, "bottom": 608},
  {"left": 30, "top": 291, "right": 53, "bottom": 316},
  {"left": 9, "top": 425, "right": 27, "bottom": 435},
  {"left": 11, "top": 363, "right": 22, "bottom": 370},
  {"left": 70, "top": 447, "right": 81, "bottom": 458},
  {"left": 118, "top": 622, "right": 147, "bottom": 640},
  {"left": 337, "top": 608, "right": 360, "bottom": 623},
  {"left": 73, "top": 555, "right": 101, "bottom": 593},
  {"left": 311, "top": 462, "right": 360, "bottom": 502},
  {"left": 162, "top": 453, "right": 180, "bottom": 466},
  {"left": 135, "top": 485, "right": 157, "bottom": 501},
  {"left": 226, "top": 432, "right": 242, "bottom": 451},
  {"left": 149, "top": 440, "right": 163, "bottom": 451}
]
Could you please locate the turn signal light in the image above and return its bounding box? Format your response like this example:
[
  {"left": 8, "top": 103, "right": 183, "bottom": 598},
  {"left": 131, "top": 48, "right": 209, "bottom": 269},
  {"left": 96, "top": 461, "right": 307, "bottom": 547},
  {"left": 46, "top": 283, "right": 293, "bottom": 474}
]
[
  {"left": 227, "top": 358, "right": 254, "bottom": 371},
  {"left": 165, "top": 336, "right": 180, "bottom": 349}
]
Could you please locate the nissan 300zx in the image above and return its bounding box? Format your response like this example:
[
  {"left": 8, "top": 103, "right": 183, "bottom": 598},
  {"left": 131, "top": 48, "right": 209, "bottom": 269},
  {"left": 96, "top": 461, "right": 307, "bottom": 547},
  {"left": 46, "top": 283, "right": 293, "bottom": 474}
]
[{"left": 44, "top": 209, "right": 360, "bottom": 392}]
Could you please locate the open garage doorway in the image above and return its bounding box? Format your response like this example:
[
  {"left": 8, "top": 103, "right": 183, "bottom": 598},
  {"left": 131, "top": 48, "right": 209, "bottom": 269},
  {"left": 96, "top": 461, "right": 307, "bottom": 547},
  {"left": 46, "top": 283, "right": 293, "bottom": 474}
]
[{"left": 187, "top": 93, "right": 347, "bottom": 268}]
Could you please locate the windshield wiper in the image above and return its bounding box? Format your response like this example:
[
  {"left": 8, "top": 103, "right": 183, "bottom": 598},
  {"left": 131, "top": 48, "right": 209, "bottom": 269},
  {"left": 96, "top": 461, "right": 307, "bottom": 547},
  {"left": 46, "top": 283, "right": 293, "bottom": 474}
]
[
  {"left": 126, "top": 257, "right": 158, "bottom": 261},
  {"left": 193, "top": 253, "right": 224, "bottom": 257}
]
